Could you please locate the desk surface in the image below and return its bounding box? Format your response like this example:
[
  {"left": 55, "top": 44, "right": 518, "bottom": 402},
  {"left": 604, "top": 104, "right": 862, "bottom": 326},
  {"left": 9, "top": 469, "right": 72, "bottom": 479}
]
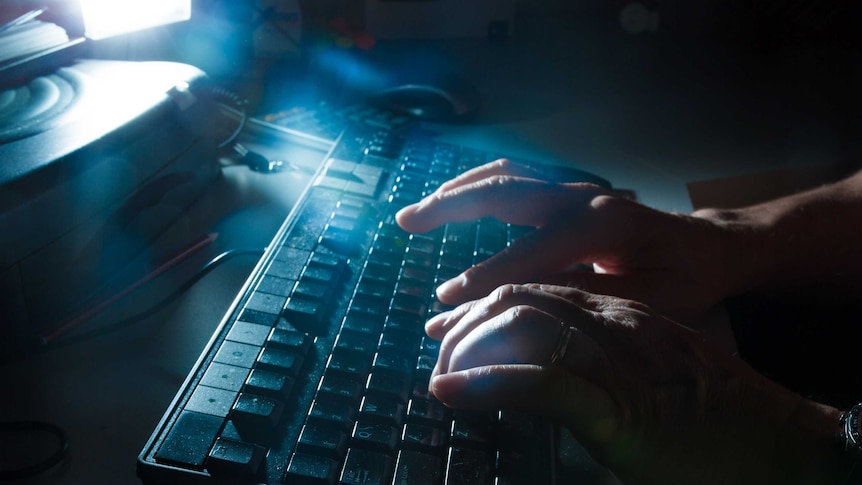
[{"left": 1, "top": 12, "right": 858, "bottom": 485}]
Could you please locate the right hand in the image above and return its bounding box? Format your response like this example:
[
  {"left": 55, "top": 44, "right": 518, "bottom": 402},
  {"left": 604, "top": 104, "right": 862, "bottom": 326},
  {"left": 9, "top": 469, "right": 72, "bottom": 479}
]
[
  {"left": 424, "top": 283, "right": 843, "bottom": 485},
  {"left": 396, "top": 159, "right": 755, "bottom": 325}
]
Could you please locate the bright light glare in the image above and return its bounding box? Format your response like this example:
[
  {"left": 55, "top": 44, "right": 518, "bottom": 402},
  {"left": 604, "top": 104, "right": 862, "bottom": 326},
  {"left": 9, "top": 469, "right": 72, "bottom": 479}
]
[{"left": 81, "top": 0, "right": 191, "bottom": 40}]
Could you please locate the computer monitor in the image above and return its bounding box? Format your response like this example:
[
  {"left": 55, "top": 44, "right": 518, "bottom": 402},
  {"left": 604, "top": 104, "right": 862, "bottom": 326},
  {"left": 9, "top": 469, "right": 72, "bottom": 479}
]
[{"left": 80, "top": 0, "right": 191, "bottom": 40}]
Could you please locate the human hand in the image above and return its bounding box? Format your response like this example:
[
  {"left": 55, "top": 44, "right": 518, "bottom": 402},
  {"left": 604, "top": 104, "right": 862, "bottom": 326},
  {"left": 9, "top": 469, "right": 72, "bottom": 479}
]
[
  {"left": 426, "top": 283, "right": 841, "bottom": 484},
  {"left": 395, "top": 159, "right": 752, "bottom": 324}
]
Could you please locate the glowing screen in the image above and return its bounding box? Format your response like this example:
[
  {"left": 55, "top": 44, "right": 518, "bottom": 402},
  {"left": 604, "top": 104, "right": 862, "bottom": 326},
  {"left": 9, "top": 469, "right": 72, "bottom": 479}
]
[{"left": 80, "top": 0, "right": 191, "bottom": 40}]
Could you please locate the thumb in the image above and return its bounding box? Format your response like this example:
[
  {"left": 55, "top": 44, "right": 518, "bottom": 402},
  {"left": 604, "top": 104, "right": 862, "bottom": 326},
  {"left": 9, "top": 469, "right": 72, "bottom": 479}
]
[{"left": 430, "top": 364, "right": 618, "bottom": 449}]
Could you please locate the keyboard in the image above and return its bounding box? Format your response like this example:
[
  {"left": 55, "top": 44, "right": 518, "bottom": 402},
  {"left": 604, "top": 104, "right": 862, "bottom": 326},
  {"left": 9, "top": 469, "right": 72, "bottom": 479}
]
[
  {"left": 262, "top": 102, "right": 415, "bottom": 144},
  {"left": 137, "top": 124, "right": 611, "bottom": 485}
]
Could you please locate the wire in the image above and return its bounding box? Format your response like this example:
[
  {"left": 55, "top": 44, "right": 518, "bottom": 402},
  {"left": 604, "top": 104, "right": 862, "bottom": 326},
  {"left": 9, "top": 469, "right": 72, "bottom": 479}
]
[
  {"left": 1, "top": 249, "right": 262, "bottom": 480},
  {"left": 208, "top": 86, "right": 249, "bottom": 150},
  {"left": 0, "top": 421, "right": 69, "bottom": 481},
  {"left": 43, "top": 248, "right": 263, "bottom": 351},
  {"left": 43, "top": 233, "right": 219, "bottom": 344}
]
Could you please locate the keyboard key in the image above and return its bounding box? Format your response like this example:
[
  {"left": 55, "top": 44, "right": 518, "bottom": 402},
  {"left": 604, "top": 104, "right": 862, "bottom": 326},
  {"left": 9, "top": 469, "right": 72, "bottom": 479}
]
[
  {"left": 318, "top": 371, "right": 363, "bottom": 402},
  {"left": 334, "top": 330, "right": 378, "bottom": 356},
  {"left": 308, "top": 399, "right": 357, "bottom": 431},
  {"left": 393, "top": 450, "right": 444, "bottom": 485},
  {"left": 366, "top": 371, "right": 410, "bottom": 403},
  {"left": 207, "top": 437, "right": 267, "bottom": 480},
  {"left": 419, "top": 335, "right": 440, "bottom": 358},
  {"left": 327, "top": 349, "right": 371, "bottom": 376},
  {"left": 231, "top": 393, "right": 284, "bottom": 442},
  {"left": 244, "top": 368, "right": 294, "bottom": 401},
  {"left": 379, "top": 328, "right": 421, "bottom": 353},
  {"left": 257, "top": 274, "right": 295, "bottom": 297},
  {"left": 415, "top": 355, "right": 436, "bottom": 377},
  {"left": 341, "top": 312, "right": 384, "bottom": 335},
  {"left": 238, "top": 308, "right": 279, "bottom": 326},
  {"left": 450, "top": 415, "right": 496, "bottom": 450},
  {"left": 399, "top": 265, "right": 432, "bottom": 284},
  {"left": 359, "top": 394, "right": 405, "bottom": 427},
  {"left": 283, "top": 297, "right": 326, "bottom": 331},
  {"left": 309, "top": 251, "right": 347, "bottom": 275},
  {"left": 354, "top": 278, "right": 393, "bottom": 301},
  {"left": 348, "top": 294, "right": 389, "bottom": 320},
  {"left": 256, "top": 346, "right": 304, "bottom": 376},
  {"left": 245, "top": 291, "right": 288, "bottom": 316},
  {"left": 373, "top": 351, "right": 414, "bottom": 375},
  {"left": 402, "top": 423, "right": 446, "bottom": 452},
  {"left": 320, "top": 227, "right": 363, "bottom": 256},
  {"left": 351, "top": 421, "right": 398, "bottom": 453},
  {"left": 185, "top": 386, "right": 237, "bottom": 418},
  {"left": 294, "top": 279, "right": 332, "bottom": 301},
  {"left": 407, "top": 398, "right": 448, "bottom": 426},
  {"left": 446, "top": 447, "right": 493, "bottom": 485},
  {"left": 362, "top": 260, "right": 400, "bottom": 284},
  {"left": 268, "top": 328, "right": 312, "bottom": 354},
  {"left": 285, "top": 453, "right": 339, "bottom": 485},
  {"left": 497, "top": 412, "right": 553, "bottom": 485},
  {"left": 214, "top": 341, "right": 261, "bottom": 369},
  {"left": 226, "top": 321, "right": 271, "bottom": 346},
  {"left": 385, "top": 311, "right": 424, "bottom": 333},
  {"left": 302, "top": 265, "right": 339, "bottom": 285},
  {"left": 154, "top": 411, "right": 223, "bottom": 468},
  {"left": 297, "top": 421, "right": 348, "bottom": 459},
  {"left": 340, "top": 448, "right": 394, "bottom": 485},
  {"left": 200, "top": 362, "right": 251, "bottom": 392}
]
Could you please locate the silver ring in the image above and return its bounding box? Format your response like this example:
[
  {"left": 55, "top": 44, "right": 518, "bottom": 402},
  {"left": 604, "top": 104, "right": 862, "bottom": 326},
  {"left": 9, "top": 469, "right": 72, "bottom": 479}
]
[{"left": 549, "top": 322, "right": 575, "bottom": 365}]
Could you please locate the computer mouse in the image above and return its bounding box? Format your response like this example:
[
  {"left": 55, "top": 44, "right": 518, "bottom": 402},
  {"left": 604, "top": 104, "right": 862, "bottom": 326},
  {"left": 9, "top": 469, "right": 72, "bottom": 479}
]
[{"left": 367, "top": 78, "right": 481, "bottom": 124}]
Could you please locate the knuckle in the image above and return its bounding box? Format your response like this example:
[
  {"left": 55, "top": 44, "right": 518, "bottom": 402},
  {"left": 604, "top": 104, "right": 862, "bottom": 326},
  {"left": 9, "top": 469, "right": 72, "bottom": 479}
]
[
  {"left": 490, "top": 283, "right": 521, "bottom": 302},
  {"left": 503, "top": 304, "right": 544, "bottom": 325}
]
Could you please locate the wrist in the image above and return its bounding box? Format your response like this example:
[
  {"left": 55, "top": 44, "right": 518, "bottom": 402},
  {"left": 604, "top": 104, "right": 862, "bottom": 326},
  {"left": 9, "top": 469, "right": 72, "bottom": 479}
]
[
  {"left": 689, "top": 206, "right": 777, "bottom": 298},
  {"left": 770, "top": 398, "right": 849, "bottom": 484}
]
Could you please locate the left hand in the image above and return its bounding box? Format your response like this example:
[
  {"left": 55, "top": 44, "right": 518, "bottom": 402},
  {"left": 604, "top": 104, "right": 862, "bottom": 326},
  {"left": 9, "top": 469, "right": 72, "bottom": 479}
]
[
  {"left": 425, "top": 283, "right": 838, "bottom": 485},
  {"left": 396, "top": 159, "right": 750, "bottom": 325}
]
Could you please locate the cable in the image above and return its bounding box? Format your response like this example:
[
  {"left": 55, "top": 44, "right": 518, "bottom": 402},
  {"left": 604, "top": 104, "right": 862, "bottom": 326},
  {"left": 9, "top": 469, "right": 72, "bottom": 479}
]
[
  {"left": 1, "top": 249, "right": 262, "bottom": 480},
  {"left": 0, "top": 421, "right": 69, "bottom": 481},
  {"left": 43, "top": 233, "right": 220, "bottom": 344},
  {"left": 208, "top": 86, "right": 249, "bottom": 150},
  {"left": 43, "top": 248, "right": 263, "bottom": 351}
]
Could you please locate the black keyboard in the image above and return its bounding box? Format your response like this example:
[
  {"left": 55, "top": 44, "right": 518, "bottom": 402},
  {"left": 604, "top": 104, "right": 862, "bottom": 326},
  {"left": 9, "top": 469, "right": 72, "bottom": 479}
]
[
  {"left": 137, "top": 124, "right": 611, "bottom": 485},
  {"left": 262, "top": 102, "right": 415, "bottom": 143}
]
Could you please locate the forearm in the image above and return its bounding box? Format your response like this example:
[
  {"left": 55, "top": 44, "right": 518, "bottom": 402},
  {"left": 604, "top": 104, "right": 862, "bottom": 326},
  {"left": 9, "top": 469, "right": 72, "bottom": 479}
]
[
  {"left": 693, "top": 169, "right": 862, "bottom": 300},
  {"left": 768, "top": 397, "right": 847, "bottom": 484}
]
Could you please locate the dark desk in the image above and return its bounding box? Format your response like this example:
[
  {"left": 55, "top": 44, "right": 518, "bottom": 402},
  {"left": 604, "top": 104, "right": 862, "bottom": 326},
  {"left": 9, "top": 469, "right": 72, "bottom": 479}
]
[{"left": 1, "top": 12, "right": 857, "bottom": 485}]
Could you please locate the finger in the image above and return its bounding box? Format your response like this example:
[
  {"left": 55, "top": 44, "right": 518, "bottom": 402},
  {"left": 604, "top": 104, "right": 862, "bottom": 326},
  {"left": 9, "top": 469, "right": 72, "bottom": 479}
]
[
  {"left": 425, "top": 303, "right": 478, "bottom": 341},
  {"left": 430, "top": 364, "right": 619, "bottom": 449},
  {"left": 443, "top": 304, "right": 604, "bottom": 377},
  {"left": 433, "top": 159, "right": 544, "bottom": 194},
  {"left": 396, "top": 176, "right": 604, "bottom": 234},
  {"left": 431, "top": 285, "right": 570, "bottom": 375},
  {"left": 425, "top": 283, "right": 593, "bottom": 343},
  {"left": 435, "top": 222, "right": 588, "bottom": 305},
  {"left": 432, "top": 285, "right": 602, "bottom": 378}
]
